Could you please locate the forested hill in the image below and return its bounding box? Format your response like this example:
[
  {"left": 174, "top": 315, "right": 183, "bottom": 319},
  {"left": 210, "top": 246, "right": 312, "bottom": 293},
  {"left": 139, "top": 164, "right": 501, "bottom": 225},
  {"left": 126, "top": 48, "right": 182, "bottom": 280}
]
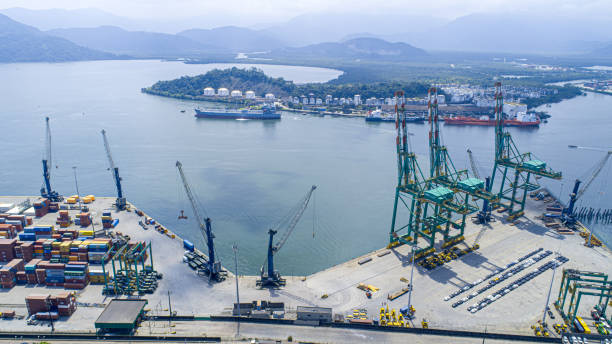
[
  {"left": 144, "top": 67, "right": 296, "bottom": 97},
  {"left": 143, "top": 67, "right": 432, "bottom": 100}
]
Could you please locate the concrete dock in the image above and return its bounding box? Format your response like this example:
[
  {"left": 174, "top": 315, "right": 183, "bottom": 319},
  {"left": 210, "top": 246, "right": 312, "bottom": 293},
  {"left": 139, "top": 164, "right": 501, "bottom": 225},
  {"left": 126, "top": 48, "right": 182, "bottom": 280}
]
[{"left": 0, "top": 194, "right": 610, "bottom": 341}]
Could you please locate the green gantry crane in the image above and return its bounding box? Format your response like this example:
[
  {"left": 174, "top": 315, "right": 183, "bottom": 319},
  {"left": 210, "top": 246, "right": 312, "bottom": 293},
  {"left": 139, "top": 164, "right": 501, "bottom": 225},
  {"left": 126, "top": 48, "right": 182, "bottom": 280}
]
[
  {"left": 555, "top": 269, "right": 611, "bottom": 326},
  {"left": 424, "top": 88, "right": 498, "bottom": 246},
  {"left": 389, "top": 91, "right": 459, "bottom": 256},
  {"left": 489, "top": 82, "right": 562, "bottom": 219}
]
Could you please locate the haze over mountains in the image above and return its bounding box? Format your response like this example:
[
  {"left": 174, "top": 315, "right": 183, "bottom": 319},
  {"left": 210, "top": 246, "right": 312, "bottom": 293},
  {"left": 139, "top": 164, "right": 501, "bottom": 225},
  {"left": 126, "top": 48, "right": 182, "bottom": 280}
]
[
  {"left": 0, "top": 13, "right": 115, "bottom": 62},
  {"left": 1, "top": 6, "right": 612, "bottom": 62}
]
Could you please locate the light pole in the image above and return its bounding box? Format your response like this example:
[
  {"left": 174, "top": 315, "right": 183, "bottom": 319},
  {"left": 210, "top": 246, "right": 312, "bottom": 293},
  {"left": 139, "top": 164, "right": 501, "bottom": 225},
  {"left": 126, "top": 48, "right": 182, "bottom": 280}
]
[
  {"left": 541, "top": 251, "right": 558, "bottom": 326},
  {"left": 407, "top": 242, "right": 417, "bottom": 318}
]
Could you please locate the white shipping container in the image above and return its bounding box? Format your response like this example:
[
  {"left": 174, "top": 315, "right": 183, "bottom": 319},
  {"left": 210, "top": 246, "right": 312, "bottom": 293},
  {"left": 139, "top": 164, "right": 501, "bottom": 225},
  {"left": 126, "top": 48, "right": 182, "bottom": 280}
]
[
  {"left": 23, "top": 207, "right": 35, "bottom": 216},
  {"left": 0, "top": 203, "right": 14, "bottom": 212}
]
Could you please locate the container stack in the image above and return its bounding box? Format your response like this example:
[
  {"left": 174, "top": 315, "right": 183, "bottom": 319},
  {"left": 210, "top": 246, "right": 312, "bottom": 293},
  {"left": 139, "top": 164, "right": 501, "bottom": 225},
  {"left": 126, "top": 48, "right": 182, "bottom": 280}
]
[
  {"left": 42, "top": 262, "right": 65, "bottom": 286},
  {"left": 88, "top": 268, "right": 108, "bottom": 284},
  {"left": 4, "top": 215, "right": 25, "bottom": 232},
  {"left": 14, "top": 241, "right": 34, "bottom": 261},
  {"left": 49, "top": 202, "right": 59, "bottom": 213},
  {"left": 102, "top": 212, "right": 113, "bottom": 229},
  {"left": 35, "top": 267, "right": 46, "bottom": 284},
  {"left": 57, "top": 228, "right": 78, "bottom": 240},
  {"left": 87, "top": 240, "right": 110, "bottom": 264},
  {"left": 81, "top": 195, "right": 95, "bottom": 204},
  {"left": 59, "top": 241, "right": 71, "bottom": 262},
  {"left": 26, "top": 293, "right": 76, "bottom": 318},
  {"left": 25, "top": 259, "right": 41, "bottom": 284},
  {"left": 0, "top": 224, "right": 17, "bottom": 239},
  {"left": 20, "top": 225, "right": 54, "bottom": 241},
  {"left": 57, "top": 292, "right": 77, "bottom": 316},
  {"left": 33, "top": 198, "right": 50, "bottom": 217},
  {"left": 0, "top": 258, "right": 24, "bottom": 288},
  {"left": 77, "top": 212, "right": 91, "bottom": 227},
  {"left": 56, "top": 210, "right": 71, "bottom": 228},
  {"left": 25, "top": 295, "right": 50, "bottom": 316},
  {"left": 0, "top": 239, "right": 16, "bottom": 262},
  {"left": 16, "top": 270, "right": 26, "bottom": 284},
  {"left": 66, "top": 195, "right": 78, "bottom": 204},
  {"left": 64, "top": 262, "right": 89, "bottom": 289}
]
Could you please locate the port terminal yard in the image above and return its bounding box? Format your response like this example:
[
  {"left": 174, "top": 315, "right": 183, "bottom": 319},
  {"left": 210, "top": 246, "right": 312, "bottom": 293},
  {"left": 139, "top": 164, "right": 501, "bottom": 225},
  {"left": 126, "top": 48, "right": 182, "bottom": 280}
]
[{"left": 0, "top": 193, "right": 610, "bottom": 343}]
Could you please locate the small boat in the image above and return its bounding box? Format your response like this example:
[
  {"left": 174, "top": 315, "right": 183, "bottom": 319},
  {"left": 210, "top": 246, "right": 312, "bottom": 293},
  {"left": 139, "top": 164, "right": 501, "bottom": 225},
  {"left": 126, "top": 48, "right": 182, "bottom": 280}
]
[{"left": 180, "top": 110, "right": 186, "bottom": 113}]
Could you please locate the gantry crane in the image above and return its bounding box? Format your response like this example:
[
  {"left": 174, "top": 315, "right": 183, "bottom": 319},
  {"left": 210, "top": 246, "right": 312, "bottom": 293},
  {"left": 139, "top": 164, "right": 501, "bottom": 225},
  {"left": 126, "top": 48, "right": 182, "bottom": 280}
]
[
  {"left": 101, "top": 129, "right": 126, "bottom": 210},
  {"left": 467, "top": 148, "right": 492, "bottom": 224},
  {"left": 176, "top": 161, "right": 225, "bottom": 282},
  {"left": 258, "top": 185, "right": 317, "bottom": 288},
  {"left": 40, "top": 117, "right": 63, "bottom": 202},
  {"left": 424, "top": 88, "right": 496, "bottom": 245},
  {"left": 389, "top": 91, "right": 433, "bottom": 255},
  {"left": 562, "top": 147, "right": 612, "bottom": 226},
  {"left": 489, "top": 82, "right": 562, "bottom": 219}
]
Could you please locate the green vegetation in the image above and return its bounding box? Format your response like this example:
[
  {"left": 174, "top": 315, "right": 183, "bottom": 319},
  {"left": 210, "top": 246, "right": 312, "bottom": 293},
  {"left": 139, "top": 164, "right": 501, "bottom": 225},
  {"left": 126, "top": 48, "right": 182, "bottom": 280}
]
[
  {"left": 523, "top": 86, "right": 583, "bottom": 109},
  {"left": 143, "top": 67, "right": 433, "bottom": 100}
]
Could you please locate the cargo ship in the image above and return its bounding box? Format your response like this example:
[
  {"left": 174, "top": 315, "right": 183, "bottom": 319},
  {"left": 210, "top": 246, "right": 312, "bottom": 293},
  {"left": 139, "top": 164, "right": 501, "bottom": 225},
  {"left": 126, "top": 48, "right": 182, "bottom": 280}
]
[
  {"left": 444, "top": 113, "right": 540, "bottom": 127},
  {"left": 365, "top": 109, "right": 425, "bottom": 123},
  {"left": 195, "top": 105, "right": 280, "bottom": 120}
]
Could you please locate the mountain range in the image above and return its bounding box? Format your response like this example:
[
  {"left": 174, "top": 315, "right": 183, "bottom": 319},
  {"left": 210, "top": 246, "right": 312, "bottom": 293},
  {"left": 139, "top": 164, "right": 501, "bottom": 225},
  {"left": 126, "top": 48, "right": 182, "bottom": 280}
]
[
  {"left": 2, "top": 7, "right": 612, "bottom": 63},
  {"left": 47, "top": 26, "right": 222, "bottom": 57},
  {"left": 0, "top": 13, "right": 115, "bottom": 62},
  {"left": 268, "top": 37, "right": 427, "bottom": 61}
]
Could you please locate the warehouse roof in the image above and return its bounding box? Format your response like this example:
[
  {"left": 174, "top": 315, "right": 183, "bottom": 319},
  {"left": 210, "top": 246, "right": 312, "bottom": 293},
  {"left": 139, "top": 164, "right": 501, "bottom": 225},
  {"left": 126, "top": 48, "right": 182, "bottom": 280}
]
[{"left": 95, "top": 299, "right": 147, "bottom": 330}]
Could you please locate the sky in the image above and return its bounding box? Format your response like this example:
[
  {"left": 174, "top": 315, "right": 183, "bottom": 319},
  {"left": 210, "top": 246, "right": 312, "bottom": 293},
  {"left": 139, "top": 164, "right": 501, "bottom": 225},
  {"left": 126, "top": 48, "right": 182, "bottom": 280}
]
[{"left": 2, "top": 0, "right": 612, "bottom": 22}]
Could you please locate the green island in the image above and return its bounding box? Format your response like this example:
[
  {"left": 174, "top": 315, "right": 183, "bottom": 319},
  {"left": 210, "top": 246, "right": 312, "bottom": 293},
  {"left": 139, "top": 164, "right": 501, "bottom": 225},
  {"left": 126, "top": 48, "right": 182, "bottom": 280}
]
[{"left": 141, "top": 67, "right": 432, "bottom": 102}]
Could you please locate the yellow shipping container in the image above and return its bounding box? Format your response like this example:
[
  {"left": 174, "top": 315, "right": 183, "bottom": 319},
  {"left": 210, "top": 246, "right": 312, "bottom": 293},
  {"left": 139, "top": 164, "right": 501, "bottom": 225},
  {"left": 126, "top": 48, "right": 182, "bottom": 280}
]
[
  {"left": 86, "top": 195, "right": 95, "bottom": 201},
  {"left": 66, "top": 198, "right": 76, "bottom": 204},
  {"left": 71, "top": 241, "right": 82, "bottom": 247},
  {"left": 79, "top": 230, "right": 94, "bottom": 236},
  {"left": 69, "top": 256, "right": 78, "bottom": 261},
  {"left": 52, "top": 242, "right": 61, "bottom": 248},
  {"left": 82, "top": 197, "right": 92, "bottom": 204},
  {"left": 70, "top": 195, "right": 79, "bottom": 200}
]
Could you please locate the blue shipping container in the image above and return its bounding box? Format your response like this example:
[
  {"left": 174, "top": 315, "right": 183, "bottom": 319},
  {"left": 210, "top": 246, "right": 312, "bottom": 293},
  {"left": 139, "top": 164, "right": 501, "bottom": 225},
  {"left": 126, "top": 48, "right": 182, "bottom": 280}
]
[{"left": 183, "top": 240, "right": 195, "bottom": 252}]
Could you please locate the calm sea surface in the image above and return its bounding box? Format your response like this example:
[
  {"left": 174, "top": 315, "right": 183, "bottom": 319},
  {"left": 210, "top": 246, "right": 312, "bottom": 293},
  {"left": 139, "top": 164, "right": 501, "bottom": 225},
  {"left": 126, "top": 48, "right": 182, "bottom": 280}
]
[{"left": 0, "top": 60, "right": 610, "bottom": 275}]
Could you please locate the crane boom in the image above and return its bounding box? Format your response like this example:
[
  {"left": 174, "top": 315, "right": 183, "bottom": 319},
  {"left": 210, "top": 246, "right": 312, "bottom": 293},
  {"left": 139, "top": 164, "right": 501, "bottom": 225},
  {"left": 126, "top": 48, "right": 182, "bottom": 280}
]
[
  {"left": 101, "top": 129, "right": 126, "bottom": 210},
  {"left": 175, "top": 161, "right": 222, "bottom": 280},
  {"left": 273, "top": 185, "right": 317, "bottom": 253},
  {"left": 467, "top": 148, "right": 481, "bottom": 180},
  {"left": 576, "top": 151, "right": 612, "bottom": 200},
  {"left": 40, "top": 117, "right": 62, "bottom": 202}
]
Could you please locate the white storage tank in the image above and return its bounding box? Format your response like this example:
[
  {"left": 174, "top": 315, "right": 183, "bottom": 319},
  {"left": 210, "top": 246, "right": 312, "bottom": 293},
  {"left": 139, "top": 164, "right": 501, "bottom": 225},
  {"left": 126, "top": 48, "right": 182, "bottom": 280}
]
[
  {"left": 203, "top": 87, "right": 215, "bottom": 96},
  {"left": 231, "top": 90, "right": 242, "bottom": 98},
  {"left": 245, "top": 90, "right": 256, "bottom": 99},
  {"left": 217, "top": 88, "right": 229, "bottom": 96},
  {"left": 265, "top": 93, "right": 275, "bottom": 100}
]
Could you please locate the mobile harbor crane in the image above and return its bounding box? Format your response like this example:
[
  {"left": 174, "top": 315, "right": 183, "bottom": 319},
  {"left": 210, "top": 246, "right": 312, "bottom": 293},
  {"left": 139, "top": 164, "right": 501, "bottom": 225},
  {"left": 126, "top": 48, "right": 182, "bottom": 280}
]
[
  {"left": 40, "top": 117, "right": 63, "bottom": 202},
  {"left": 101, "top": 129, "right": 126, "bottom": 210},
  {"left": 257, "top": 185, "right": 317, "bottom": 288},
  {"left": 176, "top": 161, "right": 225, "bottom": 282},
  {"left": 562, "top": 146, "right": 612, "bottom": 226}
]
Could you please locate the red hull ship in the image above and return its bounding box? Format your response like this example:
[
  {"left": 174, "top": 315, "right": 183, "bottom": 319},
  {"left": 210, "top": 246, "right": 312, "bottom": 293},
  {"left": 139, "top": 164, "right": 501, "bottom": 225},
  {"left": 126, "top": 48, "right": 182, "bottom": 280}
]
[{"left": 444, "top": 115, "right": 540, "bottom": 127}]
